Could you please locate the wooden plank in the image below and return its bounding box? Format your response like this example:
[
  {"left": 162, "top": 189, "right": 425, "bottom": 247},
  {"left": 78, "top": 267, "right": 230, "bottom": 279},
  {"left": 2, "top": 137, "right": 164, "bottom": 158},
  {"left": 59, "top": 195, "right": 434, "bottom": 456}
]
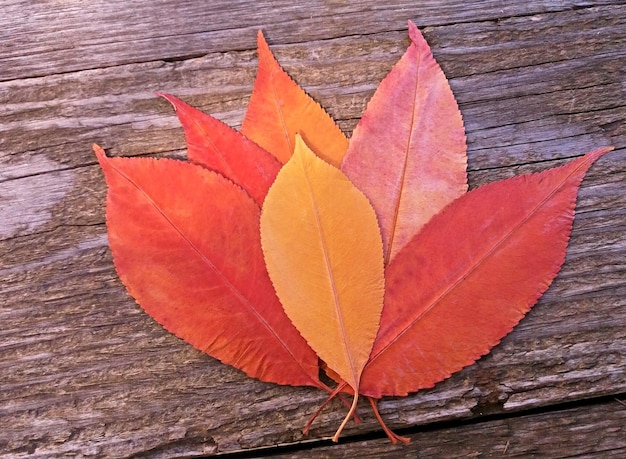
[
  {"left": 272, "top": 399, "right": 626, "bottom": 458},
  {"left": 1, "top": 0, "right": 620, "bottom": 81},
  {"left": 0, "top": 0, "right": 625, "bottom": 457}
]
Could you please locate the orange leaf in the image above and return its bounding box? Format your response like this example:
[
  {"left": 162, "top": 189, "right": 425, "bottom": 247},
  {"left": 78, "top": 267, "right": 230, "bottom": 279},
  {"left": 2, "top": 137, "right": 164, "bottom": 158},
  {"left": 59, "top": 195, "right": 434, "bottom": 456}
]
[
  {"left": 260, "top": 135, "right": 384, "bottom": 439},
  {"left": 342, "top": 21, "right": 467, "bottom": 264},
  {"left": 159, "top": 93, "right": 280, "bottom": 206},
  {"left": 241, "top": 31, "right": 348, "bottom": 166},
  {"left": 94, "top": 145, "right": 321, "bottom": 388},
  {"left": 359, "top": 148, "right": 612, "bottom": 398}
]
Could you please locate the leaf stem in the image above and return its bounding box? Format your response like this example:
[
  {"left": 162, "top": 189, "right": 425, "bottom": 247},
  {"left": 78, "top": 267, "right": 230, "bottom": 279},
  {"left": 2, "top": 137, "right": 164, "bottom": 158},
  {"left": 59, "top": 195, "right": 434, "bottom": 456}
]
[
  {"left": 303, "top": 381, "right": 359, "bottom": 435},
  {"left": 332, "top": 392, "right": 359, "bottom": 442},
  {"left": 367, "top": 397, "right": 410, "bottom": 444}
]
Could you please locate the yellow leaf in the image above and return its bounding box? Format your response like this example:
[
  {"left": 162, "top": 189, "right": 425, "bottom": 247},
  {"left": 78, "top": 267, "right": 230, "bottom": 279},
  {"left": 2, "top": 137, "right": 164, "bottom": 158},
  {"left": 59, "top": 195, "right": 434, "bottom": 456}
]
[{"left": 260, "top": 135, "right": 384, "bottom": 439}]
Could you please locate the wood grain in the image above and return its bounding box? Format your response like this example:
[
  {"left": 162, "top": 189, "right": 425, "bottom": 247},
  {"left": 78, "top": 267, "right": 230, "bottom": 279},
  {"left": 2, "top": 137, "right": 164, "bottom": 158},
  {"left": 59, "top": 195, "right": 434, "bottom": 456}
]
[
  {"left": 1, "top": 0, "right": 624, "bottom": 457},
  {"left": 273, "top": 399, "right": 626, "bottom": 458}
]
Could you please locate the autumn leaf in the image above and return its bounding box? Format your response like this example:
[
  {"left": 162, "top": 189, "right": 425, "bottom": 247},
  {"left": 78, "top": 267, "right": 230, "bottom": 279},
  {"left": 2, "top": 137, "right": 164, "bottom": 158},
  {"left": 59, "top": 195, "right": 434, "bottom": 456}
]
[
  {"left": 359, "top": 147, "right": 613, "bottom": 398},
  {"left": 159, "top": 93, "right": 281, "bottom": 205},
  {"left": 94, "top": 145, "right": 322, "bottom": 388},
  {"left": 241, "top": 31, "right": 349, "bottom": 166},
  {"left": 93, "top": 21, "right": 614, "bottom": 445},
  {"left": 342, "top": 21, "right": 467, "bottom": 264},
  {"left": 260, "top": 135, "right": 385, "bottom": 440}
]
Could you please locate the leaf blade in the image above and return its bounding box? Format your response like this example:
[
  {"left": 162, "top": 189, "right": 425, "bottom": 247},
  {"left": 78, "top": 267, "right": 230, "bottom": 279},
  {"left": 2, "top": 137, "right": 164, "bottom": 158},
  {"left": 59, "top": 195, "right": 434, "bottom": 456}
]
[
  {"left": 95, "top": 145, "right": 321, "bottom": 388},
  {"left": 361, "top": 147, "right": 612, "bottom": 398},
  {"left": 159, "top": 93, "right": 281, "bottom": 206},
  {"left": 241, "top": 31, "right": 349, "bottom": 167},
  {"left": 260, "top": 136, "right": 384, "bottom": 392},
  {"left": 342, "top": 21, "right": 467, "bottom": 264}
]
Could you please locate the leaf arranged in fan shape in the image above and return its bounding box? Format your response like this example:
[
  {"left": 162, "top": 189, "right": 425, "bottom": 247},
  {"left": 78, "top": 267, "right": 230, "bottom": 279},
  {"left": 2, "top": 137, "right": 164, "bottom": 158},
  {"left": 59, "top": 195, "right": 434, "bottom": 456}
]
[
  {"left": 342, "top": 21, "right": 467, "bottom": 264},
  {"left": 93, "top": 20, "right": 615, "bottom": 446},
  {"left": 94, "top": 145, "right": 322, "bottom": 389},
  {"left": 159, "top": 93, "right": 281, "bottom": 206},
  {"left": 359, "top": 147, "right": 613, "bottom": 398},
  {"left": 241, "top": 31, "right": 349, "bottom": 167},
  {"left": 260, "top": 135, "right": 385, "bottom": 440}
]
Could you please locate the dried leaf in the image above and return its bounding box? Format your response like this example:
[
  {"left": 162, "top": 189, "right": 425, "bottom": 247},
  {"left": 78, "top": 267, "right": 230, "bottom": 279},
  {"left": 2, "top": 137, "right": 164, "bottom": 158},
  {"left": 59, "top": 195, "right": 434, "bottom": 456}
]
[
  {"left": 159, "top": 93, "right": 280, "bottom": 205},
  {"left": 92, "top": 22, "right": 614, "bottom": 445},
  {"left": 95, "top": 145, "right": 321, "bottom": 388},
  {"left": 260, "top": 135, "right": 384, "bottom": 439},
  {"left": 342, "top": 21, "right": 467, "bottom": 264},
  {"left": 241, "top": 31, "right": 349, "bottom": 166},
  {"left": 359, "top": 148, "right": 612, "bottom": 398}
]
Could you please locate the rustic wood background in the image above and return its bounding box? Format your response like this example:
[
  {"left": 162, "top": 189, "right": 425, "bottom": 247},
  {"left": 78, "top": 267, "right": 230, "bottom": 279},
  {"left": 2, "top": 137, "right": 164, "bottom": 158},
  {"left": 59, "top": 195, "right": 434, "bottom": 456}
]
[{"left": 1, "top": 1, "right": 625, "bottom": 457}]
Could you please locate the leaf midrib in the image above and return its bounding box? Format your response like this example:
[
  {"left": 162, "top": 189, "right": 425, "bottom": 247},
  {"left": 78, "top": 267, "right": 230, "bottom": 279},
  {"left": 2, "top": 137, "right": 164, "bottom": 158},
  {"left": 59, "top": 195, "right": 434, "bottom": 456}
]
[
  {"left": 299, "top": 154, "right": 359, "bottom": 389},
  {"left": 366, "top": 155, "right": 593, "bottom": 369},
  {"left": 386, "top": 42, "right": 422, "bottom": 264}
]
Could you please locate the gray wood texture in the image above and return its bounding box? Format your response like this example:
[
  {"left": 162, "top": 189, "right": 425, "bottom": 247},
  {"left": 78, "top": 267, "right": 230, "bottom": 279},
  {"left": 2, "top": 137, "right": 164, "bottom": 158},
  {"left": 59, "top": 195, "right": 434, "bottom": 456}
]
[
  {"left": 1, "top": 1, "right": 624, "bottom": 457},
  {"left": 275, "top": 399, "right": 626, "bottom": 458}
]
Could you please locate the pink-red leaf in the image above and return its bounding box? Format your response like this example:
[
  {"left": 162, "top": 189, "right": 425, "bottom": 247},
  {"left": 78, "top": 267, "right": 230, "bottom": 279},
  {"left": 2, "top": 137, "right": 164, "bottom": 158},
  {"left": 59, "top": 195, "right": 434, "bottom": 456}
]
[
  {"left": 360, "top": 147, "right": 612, "bottom": 398},
  {"left": 241, "top": 31, "right": 348, "bottom": 166},
  {"left": 159, "top": 93, "right": 281, "bottom": 206},
  {"left": 94, "top": 145, "right": 321, "bottom": 388},
  {"left": 342, "top": 21, "right": 467, "bottom": 264}
]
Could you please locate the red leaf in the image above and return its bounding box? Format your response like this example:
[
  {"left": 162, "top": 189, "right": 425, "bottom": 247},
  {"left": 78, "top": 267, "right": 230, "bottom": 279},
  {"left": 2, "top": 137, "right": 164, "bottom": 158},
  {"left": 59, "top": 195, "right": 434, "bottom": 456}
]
[
  {"left": 159, "top": 93, "right": 281, "bottom": 206},
  {"left": 360, "top": 148, "right": 612, "bottom": 398},
  {"left": 342, "top": 21, "right": 467, "bottom": 264},
  {"left": 94, "top": 145, "right": 321, "bottom": 388}
]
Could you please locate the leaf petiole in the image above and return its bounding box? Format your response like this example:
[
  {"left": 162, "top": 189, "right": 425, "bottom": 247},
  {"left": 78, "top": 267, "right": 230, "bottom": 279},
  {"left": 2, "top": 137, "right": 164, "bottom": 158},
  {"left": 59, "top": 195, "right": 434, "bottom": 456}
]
[
  {"left": 303, "top": 381, "right": 361, "bottom": 435},
  {"left": 367, "top": 397, "right": 410, "bottom": 444}
]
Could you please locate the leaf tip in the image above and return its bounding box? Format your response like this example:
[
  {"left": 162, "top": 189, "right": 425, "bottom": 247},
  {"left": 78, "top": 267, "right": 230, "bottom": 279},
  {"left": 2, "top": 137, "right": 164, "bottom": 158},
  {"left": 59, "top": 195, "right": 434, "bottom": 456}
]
[
  {"left": 407, "top": 20, "right": 427, "bottom": 48},
  {"left": 574, "top": 146, "right": 615, "bottom": 175},
  {"left": 93, "top": 144, "right": 106, "bottom": 161},
  {"left": 293, "top": 132, "right": 306, "bottom": 150},
  {"left": 157, "top": 93, "right": 193, "bottom": 117},
  {"left": 292, "top": 133, "right": 318, "bottom": 164},
  {"left": 586, "top": 145, "right": 615, "bottom": 162},
  {"left": 256, "top": 29, "right": 270, "bottom": 53},
  {"left": 156, "top": 92, "right": 178, "bottom": 109}
]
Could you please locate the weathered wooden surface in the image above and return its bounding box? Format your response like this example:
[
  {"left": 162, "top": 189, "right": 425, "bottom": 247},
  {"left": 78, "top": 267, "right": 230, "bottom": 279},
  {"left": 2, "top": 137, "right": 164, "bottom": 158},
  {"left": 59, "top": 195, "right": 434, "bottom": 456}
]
[
  {"left": 274, "top": 399, "right": 626, "bottom": 458},
  {"left": 1, "top": 1, "right": 624, "bottom": 457}
]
